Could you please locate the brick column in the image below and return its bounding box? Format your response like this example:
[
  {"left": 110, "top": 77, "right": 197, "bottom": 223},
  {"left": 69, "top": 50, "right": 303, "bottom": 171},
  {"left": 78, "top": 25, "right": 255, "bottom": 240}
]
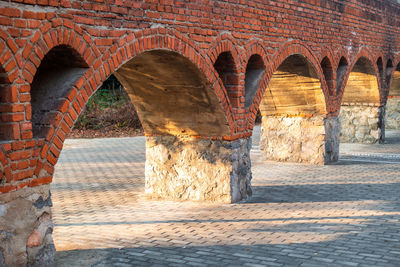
[
  {"left": 259, "top": 115, "right": 340, "bottom": 165},
  {"left": 145, "top": 136, "right": 252, "bottom": 203},
  {"left": 340, "top": 104, "right": 385, "bottom": 144}
]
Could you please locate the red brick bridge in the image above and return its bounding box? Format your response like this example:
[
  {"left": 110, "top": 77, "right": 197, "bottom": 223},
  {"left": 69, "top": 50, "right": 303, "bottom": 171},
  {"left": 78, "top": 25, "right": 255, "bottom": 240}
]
[{"left": 1, "top": 0, "right": 400, "bottom": 265}]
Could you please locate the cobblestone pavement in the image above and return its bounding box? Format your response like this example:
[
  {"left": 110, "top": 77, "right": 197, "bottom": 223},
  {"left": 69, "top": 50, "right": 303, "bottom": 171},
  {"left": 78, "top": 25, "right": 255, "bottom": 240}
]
[{"left": 53, "top": 127, "right": 400, "bottom": 266}]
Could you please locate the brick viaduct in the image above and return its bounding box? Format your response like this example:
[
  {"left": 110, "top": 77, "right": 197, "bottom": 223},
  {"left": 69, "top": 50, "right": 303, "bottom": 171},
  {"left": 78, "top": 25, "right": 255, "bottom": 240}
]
[{"left": 1, "top": 0, "right": 400, "bottom": 265}]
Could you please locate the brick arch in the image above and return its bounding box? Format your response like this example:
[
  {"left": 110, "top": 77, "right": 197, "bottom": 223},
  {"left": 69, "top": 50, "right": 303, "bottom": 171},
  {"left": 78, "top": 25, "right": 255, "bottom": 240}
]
[
  {"left": 0, "top": 29, "right": 18, "bottom": 84},
  {"left": 319, "top": 48, "right": 335, "bottom": 97},
  {"left": 207, "top": 33, "right": 242, "bottom": 65},
  {"left": 339, "top": 47, "right": 381, "bottom": 106},
  {"left": 387, "top": 55, "right": 400, "bottom": 99},
  {"left": 0, "top": 21, "right": 97, "bottom": 144},
  {"left": 384, "top": 56, "right": 394, "bottom": 92},
  {"left": 34, "top": 28, "right": 236, "bottom": 181},
  {"left": 207, "top": 34, "right": 242, "bottom": 109},
  {"left": 376, "top": 55, "right": 385, "bottom": 93},
  {"left": 243, "top": 39, "right": 270, "bottom": 65},
  {"left": 248, "top": 41, "right": 328, "bottom": 126},
  {"left": 20, "top": 19, "right": 98, "bottom": 85},
  {"left": 335, "top": 52, "right": 351, "bottom": 102},
  {"left": 389, "top": 53, "right": 400, "bottom": 89},
  {"left": 30, "top": 45, "right": 89, "bottom": 140},
  {"left": 334, "top": 48, "right": 351, "bottom": 64},
  {"left": 242, "top": 40, "right": 269, "bottom": 114},
  {"left": 391, "top": 53, "right": 400, "bottom": 75}
]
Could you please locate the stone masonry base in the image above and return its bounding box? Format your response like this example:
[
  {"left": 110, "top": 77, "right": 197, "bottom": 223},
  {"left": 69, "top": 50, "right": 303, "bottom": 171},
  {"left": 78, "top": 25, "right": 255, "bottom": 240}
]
[
  {"left": 0, "top": 185, "right": 55, "bottom": 267},
  {"left": 386, "top": 98, "right": 400, "bottom": 130},
  {"left": 260, "top": 115, "right": 339, "bottom": 165},
  {"left": 145, "top": 136, "right": 252, "bottom": 203},
  {"left": 340, "top": 105, "right": 384, "bottom": 144}
]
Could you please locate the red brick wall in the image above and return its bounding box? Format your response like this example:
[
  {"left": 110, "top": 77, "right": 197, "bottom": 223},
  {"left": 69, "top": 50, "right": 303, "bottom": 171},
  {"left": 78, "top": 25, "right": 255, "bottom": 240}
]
[{"left": 1, "top": 0, "right": 400, "bottom": 193}]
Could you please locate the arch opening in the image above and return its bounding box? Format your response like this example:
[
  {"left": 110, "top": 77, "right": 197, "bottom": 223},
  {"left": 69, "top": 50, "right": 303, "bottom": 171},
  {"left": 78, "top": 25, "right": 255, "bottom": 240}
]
[
  {"left": 244, "top": 54, "right": 265, "bottom": 109},
  {"left": 72, "top": 74, "right": 143, "bottom": 137},
  {"left": 113, "top": 49, "right": 249, "bottom": 203},
  {"left": 377, "top": 57, "right": 384, "bottom": 86},
  {"left": 321, "top": 57, "right": 335, "bottom": 96},
  {"left": 386, "top": 62, "right": 400, "bottom": 130},
  {"left": 30, "top": 45, "right": 89, "bottom": 138},
  {"left": 341, "top": 57, "right": 380, "bottom": 105},
  {"left": 340, "top": 57, "right": 382, "bottom": 144},
  {"left": 386, "top": 59, "right": 393, "bottom": 87},
  {"left": 260, "top": 54, "right": 325, "bottom": 116},
  {"left": 258, "top": 54, "right": 330, "bottom": 165},
  {"left": 388, "top": 62, "right": 400, "bottom": 97},
  {"left": 213, "top": 52, "right": 240, "bottom": 108},
  {"left": 336, "top": 57, "right": 349, "bottom": 94},
  {"left": 114, "top": 49, "right": 230, "bottom": 137}
]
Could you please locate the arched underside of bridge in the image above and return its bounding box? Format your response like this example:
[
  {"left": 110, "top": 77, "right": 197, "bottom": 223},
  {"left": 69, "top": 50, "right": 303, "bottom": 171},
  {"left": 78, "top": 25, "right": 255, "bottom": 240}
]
[
  {"left": 386, "top": 62, "right": 400, "bottom": 130},
  {"left": 340, "top": 57, "right": 383, "bottom": 144},
  {"left": 114, "top": 49, "right": 251, "bottom": 204},
  {"left": 257, "top": 54, "right": 336, "bottom": 165},
  {"left": 0, "top": 46, "right": 254, "bottom": 266},
  {"left": 30, "top": 45, "right": 89, "bottom": 139},
  {"left": 29, "top": 46, "right": 251, "bottom": 204}
]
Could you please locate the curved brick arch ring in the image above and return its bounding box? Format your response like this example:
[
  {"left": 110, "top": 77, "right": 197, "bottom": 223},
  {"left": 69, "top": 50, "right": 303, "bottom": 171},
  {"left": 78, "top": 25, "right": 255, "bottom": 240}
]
[
  {"left": 0, "top": 20, "right": 98, "bottom": 147},
  {"left": 319, "top": 46, "right": 339, "bottom": 112},
  {"left": 241, "top": 39, "right": 270, "bottom": 126},
  {"left": 392, "top": 54, "right": 400, "bottom": 72},
  {"left": 20, "top": 19, "right": 99, "bottom": 86},
  {"left": 375, "top": 52, "right": 386, "bottom": 90},
  {"left": 333, "top": 48, "right": 352, "bottom": 105},
  {"left": 34, "top": 28, "right": 237, "bottom": 181},
  {"left": 207, "top": 33, "right": 242, "bottom": 65},
  {"left": 206, "top": 33, "right": 243, "bottom": 112},
  {"left": 110, "top": 28, "right": 236, "bottom": 135},
  {"left": 0, "top": 29, "right": 19, "bottom": 84},
  {"left": 338, "top": 47, "right": 382, "bottom": 105},
  {"left": 386, "top": 54, "right": 400, "bottom": 95},
  {"left": 319, "top": 46, "right": 335, "bottom": 66},
  {"left": 335, "top": 48, "right": 351, "bottom": 67},
  {"left": 247, "top": 40, "right": 329, "bottom": 127}
]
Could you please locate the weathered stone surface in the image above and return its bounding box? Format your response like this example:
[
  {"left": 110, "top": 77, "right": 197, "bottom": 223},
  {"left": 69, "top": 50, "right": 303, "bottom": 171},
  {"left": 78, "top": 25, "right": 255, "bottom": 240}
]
[
  {"left": 324, "top": 116, "right": 340, "bottom": 162},
  {"left": 340, "top": 105, "right": 384, "bottom": 144},
  {"left": 27, "top": 243, "right": 55, "bottom": 267},
  {"left": 0, "top": 185, "right": 54, "bottom": 266},
  {"left": 145, "top": 136, "right": 252, "bottom": 203},
  {"left": 0, "top": 249, "right": 5, "bottom": 267},
  {"left": 259, "top": 115, "right": 337, "bottom": 165},
  {"left": 386, "top": 98, "right": 400, "bottom": 130}
]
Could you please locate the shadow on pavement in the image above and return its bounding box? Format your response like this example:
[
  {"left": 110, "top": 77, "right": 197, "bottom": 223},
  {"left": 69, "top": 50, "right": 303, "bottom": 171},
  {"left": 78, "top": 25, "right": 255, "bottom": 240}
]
[{"left": 55, "top": 215, "right": 400, "bottom": 267}]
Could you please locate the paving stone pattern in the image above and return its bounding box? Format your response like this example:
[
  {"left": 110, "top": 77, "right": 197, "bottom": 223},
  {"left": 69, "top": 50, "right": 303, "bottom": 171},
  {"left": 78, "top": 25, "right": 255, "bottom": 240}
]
[{"left": 53, "top": 127, "right": 400, "bottom": 266}]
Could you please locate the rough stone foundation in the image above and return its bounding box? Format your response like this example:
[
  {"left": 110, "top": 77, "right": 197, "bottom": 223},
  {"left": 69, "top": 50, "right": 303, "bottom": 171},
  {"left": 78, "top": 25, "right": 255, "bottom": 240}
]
[
  {"left": 145, "top": 136, "right": 252, "bottom": 203},
  {"left": 386, "top": 98, "right": 400, "bottom": 130},
  {"left": 0, "top": 185, "right": 55, "bottom": 266},
  {"left": 340, "top": 105, "right": 385, "bottom": 144},
  {"left": 324, "top": 116, "right": 341, "bottom": 162},
  {"left": 260, "top": 115, "right": 339, "bottom": 165}
]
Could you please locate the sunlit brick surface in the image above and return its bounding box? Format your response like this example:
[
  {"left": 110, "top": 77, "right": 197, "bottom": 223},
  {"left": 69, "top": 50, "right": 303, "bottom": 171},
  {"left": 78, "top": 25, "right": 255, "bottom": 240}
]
[{"left": 53, "top": 128, "right": 400, "bottom": 266}]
